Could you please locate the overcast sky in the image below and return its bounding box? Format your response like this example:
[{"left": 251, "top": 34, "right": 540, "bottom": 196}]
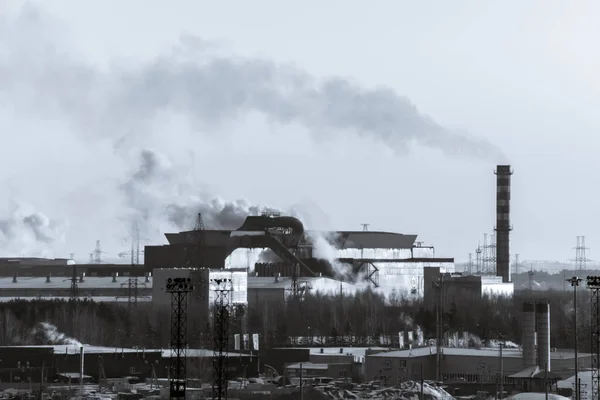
[{"left": 1, "top": 0, "right": 600, "bottom": 265}]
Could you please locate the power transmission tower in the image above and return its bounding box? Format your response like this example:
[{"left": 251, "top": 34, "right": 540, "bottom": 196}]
[
  {"left": 482, "top": 233, "right": 496, "bottom": 275},
  {"left": 211, "top": 278, "right": 232, "bottom": 400},
  {"left": 90, "top": 240, "right": 103, "bottom": 264},
  {"left": 166, "top": 277, "right": 194, "bottom": 399},
  {"left": 361, "top": 223, "right": 369, "bottom": 232},
  {"left": 475, "top": 244, "right": 482, "bottom": 274},
  {"left": 573, "top": 236, "right": 591, "bottom": 272},
  {"left": 588, "top": 276, "right": 600, "bottom": 400}
]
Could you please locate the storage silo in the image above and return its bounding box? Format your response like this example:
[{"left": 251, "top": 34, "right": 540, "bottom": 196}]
[
  {"left": 536, "top": 301, "right": 551, "bottom": 370},
  {"left": 522, "top": 302, "right": 536, "bottom": 368}
]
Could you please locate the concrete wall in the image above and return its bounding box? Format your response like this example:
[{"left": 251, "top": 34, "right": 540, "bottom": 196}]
[{"left": 248, "top": 288, "right": 285, "bottom": 310}]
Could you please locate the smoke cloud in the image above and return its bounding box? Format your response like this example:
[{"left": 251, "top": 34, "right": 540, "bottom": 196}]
[
  {"left": 29, "top": 322, "right": 83, "bottom": 347},
  {"left": 307, "top": 231, "right": 353, "bottom": 278},
  {"left": 0, "top": 204, "right": 68, "bottom": 257},
  {"left": 0, "top": 7, "right": 505, "bottom": 257},
  {"left": 121, "top": 147, "right": 285, "bottom": 231},
  {"left": 2, "top": 7, "right": 505, "bottom": 162}
]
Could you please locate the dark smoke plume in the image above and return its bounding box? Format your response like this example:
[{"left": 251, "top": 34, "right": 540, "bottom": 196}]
[
  {"left": 1, "top": 7, "right": 506, "bottom": 162},
  {"left": 121, "top": 148, "right": 284, "bottom": 231}
]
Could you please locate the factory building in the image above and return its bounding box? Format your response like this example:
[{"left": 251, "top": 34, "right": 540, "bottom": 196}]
[
  {"left": 423, "top": 269, "right": 514, "bottom": 309},
  {"left": 365, "top": 299, "right": 571, "bottom": 389},
  {"left": 365, "top": 346, "right": 589, "bottom": 386},
  {"left": 144, "top": 214, "right": 454, "bottom": 298},
  {"left": 0, "top": 344, "right": 257, "bottom": 387}
]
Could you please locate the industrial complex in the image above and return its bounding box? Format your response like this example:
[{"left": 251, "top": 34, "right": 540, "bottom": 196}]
[{"left": 1, "top": 163, "right": 597, "bottom": 400}]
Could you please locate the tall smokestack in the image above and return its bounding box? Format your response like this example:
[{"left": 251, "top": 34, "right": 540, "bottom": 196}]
[
  {"left": 522, "top": 302, "right": 536, "bottom": 368},
  {"left": 536, "top": 302, "right": 550, "bottom": 371},
  {"left": 495, "top": 165, "right": 512, "bottom": 283}
]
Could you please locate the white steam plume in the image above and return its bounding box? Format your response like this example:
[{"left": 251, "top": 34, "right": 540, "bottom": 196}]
[
  {"left": 30, "top": 322, "right": 83, "bottom": 347},
  {"left": 0, "top": 203, "right": 68, "bottom": 257},
  {"left": 306, "top": 231, "right": 352, "bottom": 278}
]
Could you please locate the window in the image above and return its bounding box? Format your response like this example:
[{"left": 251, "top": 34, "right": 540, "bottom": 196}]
[
  {"left": 384, "top": 360, "right": 391, "bottom": 370},
  {"left": 399, "top": 359, "right": 407, "bottom": 368}
]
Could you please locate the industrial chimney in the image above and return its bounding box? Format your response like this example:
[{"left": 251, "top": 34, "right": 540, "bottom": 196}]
[
  {"left": 536, "top": 302, "right": 551, "bottom": 371},
  {"left": 522, "top": 302, "right": 536, "bottom": 368},
  {"left": 495, "top": 165, "right": 512, "bottom": 283}
]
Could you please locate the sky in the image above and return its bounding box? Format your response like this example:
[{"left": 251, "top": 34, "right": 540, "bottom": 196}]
[{"left": 1, "top": 0, "right": 600, "bottom": 265}]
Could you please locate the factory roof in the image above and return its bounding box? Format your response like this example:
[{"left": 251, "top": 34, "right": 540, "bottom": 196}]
[
  {"left": 0, "top": 296, "right": 151, "bottom": 303},
  {"left": 335, "top": 232, "right": 417, "bottom": 249},
  {"left": 0, "top": 276, "right": 152, "bottom": 289},
  {"left": 369, "top": 347, "right": 588, "bottom": 360},
  {"left": 165, "top": 229, "right": 418, "bottom": 249},
  {"left": 13, "top": 345, "right": 250, "bottom": 358}
]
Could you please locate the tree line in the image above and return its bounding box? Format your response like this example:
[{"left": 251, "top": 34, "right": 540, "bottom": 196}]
[{"left": 0, "top": 287, "right": 591, "bottom": 351}]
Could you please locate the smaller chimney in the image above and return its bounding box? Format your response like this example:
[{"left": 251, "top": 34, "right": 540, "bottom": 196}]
[
  {"left": 12, "top": 274, "right": 17, "bottom": 283},
  {"left": 46, "top": 274, "right": 51, "bottom": 283},
  {"left": 112, "top": 272, "right": 118, "bottom": 283},
  {"left": 79, "top": 273, "right": 85, "bottom": 283},
  {"left": 79, "top": 346, "right": 84, "bottom": 386}
]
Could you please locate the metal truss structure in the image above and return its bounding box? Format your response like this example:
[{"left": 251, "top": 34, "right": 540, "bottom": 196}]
[
  {"left": 211, "top": 278, "right": 232, "bottom": 400},
  {"left": 166, "top": 277, "right": 194, "bottom": 399},
  {"left": 588, "top": 275, "right": 600, "bottom": 400},
  {"left": 356, "top": 261, "right": 380, "bottom": 288}
]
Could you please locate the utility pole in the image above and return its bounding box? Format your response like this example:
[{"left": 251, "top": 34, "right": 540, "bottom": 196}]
[{"left": 567, "top": 276, "right": 582, "bottom": 400}]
